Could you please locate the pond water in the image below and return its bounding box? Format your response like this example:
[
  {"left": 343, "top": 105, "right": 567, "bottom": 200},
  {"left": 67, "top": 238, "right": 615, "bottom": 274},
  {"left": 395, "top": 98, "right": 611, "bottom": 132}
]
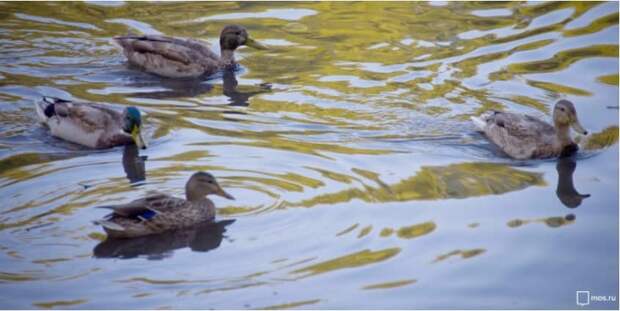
[{"left": 0, "top": 1, "right": 618, "bottom": 309}]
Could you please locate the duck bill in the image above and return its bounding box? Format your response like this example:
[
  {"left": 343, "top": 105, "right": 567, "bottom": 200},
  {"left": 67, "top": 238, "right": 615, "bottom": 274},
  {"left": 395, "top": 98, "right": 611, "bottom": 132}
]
[
  {"left": 245, "top": 37, "right": 267, "bottom": 50},
  {"left": 215, "top": 187, "right": 235, "bottom": 200},
  {"left": 131, "top": 125, "right": 147, "bottom": 149},
  {"left": 571, "top": 119, "right": 588, "bottom": 135}
]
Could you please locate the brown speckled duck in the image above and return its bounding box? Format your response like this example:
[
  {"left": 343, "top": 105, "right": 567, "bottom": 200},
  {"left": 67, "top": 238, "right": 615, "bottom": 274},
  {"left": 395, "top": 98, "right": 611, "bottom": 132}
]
[
  {"left": 94, "top": 172, "right": 234, "bottom": 238},
  {"left": 471, "top": 100, "right": 588, "bottom": 159},
  {"left": 113, "top": 25, "right": 266, "bottom": 79}
]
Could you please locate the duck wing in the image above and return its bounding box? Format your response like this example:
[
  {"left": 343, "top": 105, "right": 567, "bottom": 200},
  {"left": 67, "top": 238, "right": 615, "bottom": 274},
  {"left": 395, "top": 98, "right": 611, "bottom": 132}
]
[
  {"left": 95, "top": 192, "right": 187, "bottom": 219},
  {"left": 487, "top": 111, "right": 554, "bottom": 139},
  {"left": 480, "top": 111, "right": 557, "bottom": 159},
  {"left": 114, "top": 35, "right": 219, "bottom": 65},
  {"left": 37, "top": 97, "right": 123, "bottom": 132}
]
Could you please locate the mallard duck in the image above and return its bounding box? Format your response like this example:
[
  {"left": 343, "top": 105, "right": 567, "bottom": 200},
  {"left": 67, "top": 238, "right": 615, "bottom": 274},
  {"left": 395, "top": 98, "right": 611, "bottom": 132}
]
[
  {"left": 471, "top": 100, "right": 588, "bottom": 159},
  {"left": 113, "top": 25, "right": 266, "bottom": 79},
  {"left": 35, "top": 96, "right": 146, "bottom": 149},
  {"left": 93, "top": 172, "right": 234, "bottom": 239}
]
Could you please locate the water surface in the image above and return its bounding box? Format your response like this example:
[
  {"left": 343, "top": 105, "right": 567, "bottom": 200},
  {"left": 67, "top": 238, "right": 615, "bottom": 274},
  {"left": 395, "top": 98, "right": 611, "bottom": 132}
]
[{"left": 0, "top": 1, "right": 618, "bottom": 309}]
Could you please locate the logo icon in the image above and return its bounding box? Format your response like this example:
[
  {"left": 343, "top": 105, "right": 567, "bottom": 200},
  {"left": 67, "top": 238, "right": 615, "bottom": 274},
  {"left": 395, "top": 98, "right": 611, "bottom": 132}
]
[{"left": 577, "top": 290, "right": 590, "bottom": 306}]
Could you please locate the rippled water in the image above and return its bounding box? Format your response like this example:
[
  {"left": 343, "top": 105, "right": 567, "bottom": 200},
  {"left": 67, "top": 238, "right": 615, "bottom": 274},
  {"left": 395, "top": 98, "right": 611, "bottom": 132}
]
[{"left": 0, "top": 1, "right": 618, "bottom": 309}]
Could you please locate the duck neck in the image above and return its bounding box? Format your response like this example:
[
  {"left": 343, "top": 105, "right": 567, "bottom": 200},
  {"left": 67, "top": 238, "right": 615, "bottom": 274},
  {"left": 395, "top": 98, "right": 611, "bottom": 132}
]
[
  {"left": 186, "top": 192, "right": 207, "bottom": 202},
  {"left": 555, "top": 123, "right": 574, "bottom": 148},
  {"left": 220, "top": 49, "right": 236, "bottom": 68}
]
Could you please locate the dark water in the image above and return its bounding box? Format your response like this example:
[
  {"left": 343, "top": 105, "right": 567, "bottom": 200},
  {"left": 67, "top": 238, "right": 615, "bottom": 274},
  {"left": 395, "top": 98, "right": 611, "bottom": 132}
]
[{"left": 0, "top": 1, "right": 618, "bottom": 309}]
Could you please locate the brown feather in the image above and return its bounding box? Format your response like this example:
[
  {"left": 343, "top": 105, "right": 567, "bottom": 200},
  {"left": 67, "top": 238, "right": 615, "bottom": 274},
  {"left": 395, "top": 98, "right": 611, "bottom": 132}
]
[
  {"left": 480, "top": 111, "right": 561, "bottom": 159},
  {"left": 114, "top": 35, "right": 221, "bottom": 78}
]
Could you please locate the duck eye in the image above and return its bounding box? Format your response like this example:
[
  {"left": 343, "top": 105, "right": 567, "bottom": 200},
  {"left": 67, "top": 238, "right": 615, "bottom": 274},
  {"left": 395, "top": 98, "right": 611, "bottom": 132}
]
[{"left": 559, "top": 107, "right": 565, "bottom": 112}]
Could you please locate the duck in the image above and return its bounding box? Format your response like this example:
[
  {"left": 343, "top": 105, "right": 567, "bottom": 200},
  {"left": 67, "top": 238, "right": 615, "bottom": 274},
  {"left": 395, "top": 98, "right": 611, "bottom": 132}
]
[
  {"left": 471, "top": 100, "right": 588, "bottom": 159},
  {"left": 35, "top": 96, "right": 146, "bottom": 149},
  {"left": 93, "top": 171, "right": 235, "bottom": 239},
  {"left": 113, "top": 25, "right": 266, "bottom": 79}
]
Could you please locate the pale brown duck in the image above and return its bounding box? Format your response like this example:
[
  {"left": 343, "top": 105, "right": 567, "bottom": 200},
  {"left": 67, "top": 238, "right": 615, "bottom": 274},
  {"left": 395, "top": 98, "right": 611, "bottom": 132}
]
[
  {"left": 94, "top": 172, "right": 234, "bottom": 238},
  {"left": 113, "top": 25, "right": 266, "bottom": 79},
  {"left": 471, "top": 100, "right": 588, "bottom": 159}
]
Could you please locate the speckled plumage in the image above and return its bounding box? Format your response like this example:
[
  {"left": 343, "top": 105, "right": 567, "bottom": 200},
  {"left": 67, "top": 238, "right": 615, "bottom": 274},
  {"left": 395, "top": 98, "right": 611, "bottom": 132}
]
[
  {"left": 96, "top": 192, "right": 216, "bottom": 238},
  {"left": 114, "top": 35, "right": 220, "bottom": 78},
  {"left": 113, "top": 25, "right": 265, "bottom": 79},
  {"left": 471, "top": 100, "right": 588, "bottom": 159},
  {"left": 94, "top": 172, "right": 234, "bottom": 239}
]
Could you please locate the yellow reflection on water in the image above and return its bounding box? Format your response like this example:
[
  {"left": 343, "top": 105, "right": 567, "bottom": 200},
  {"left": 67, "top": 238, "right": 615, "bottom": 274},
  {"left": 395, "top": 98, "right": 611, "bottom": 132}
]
[
  {"left": 582, "top": 126, "right": 619, "bottom": 150},
  {"left": 507, "top": 214, "right": 576, "bottom": 229},
  {"left": 286, "top": 162, "right": 545, "bottom": 209},
  {"left": 433, "top": 248, "right": 486, "bottom": 263},
  {"left": 363, "top": 279, "right": 417, "bottom": 290},
  {"left": 33, "top": 299, "right": 87, "bottom": 309},
  {"left": 259, "top": 299, "right": 321, "bottom": 310},
  {"left": 292, "top": 248, "right": 401, "bottom": 277}
]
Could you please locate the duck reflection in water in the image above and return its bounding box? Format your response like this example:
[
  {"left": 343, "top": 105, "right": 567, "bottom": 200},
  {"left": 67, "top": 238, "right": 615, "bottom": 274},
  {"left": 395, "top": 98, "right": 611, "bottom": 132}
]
[
  {"left": 123, "top": 77, "right": 214, "bottom": 99},
  {"left": 222, "top": 69, "right": 271, "bottom": 106},
  {"left": 93, "top": 219, "right": 235, "bottom": 260},
  {"left": 123, "top": 69, "right": 270, "bottom": 106},
  {"left": 122, "top": 144, "right": 147, "bottom": 184},
  {"left": 556, "top": 156, "right": 590, "bottom": 208}
]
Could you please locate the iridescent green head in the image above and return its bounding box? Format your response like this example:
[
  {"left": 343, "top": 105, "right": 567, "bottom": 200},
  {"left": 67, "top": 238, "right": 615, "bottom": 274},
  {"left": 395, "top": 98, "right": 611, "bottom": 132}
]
[{"left": 123, "top": 107, "right": 146, "bottom": 149}]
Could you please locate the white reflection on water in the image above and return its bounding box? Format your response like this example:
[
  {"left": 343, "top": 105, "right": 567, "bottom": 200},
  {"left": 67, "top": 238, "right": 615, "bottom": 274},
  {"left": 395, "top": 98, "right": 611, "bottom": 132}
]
[{"left": 181, "top": 8, "right": 318, "bottom": 24}]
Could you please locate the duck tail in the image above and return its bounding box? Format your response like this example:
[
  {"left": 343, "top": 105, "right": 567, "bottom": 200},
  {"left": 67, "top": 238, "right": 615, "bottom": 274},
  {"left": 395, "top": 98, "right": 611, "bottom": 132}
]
[
  {"left": 470, "top": 115, "right": 487, "bottom": 131},
  {"left": 34, "top": 97, "right": 52, "bottom": 122},
  {"left": 112, "top": 32, "right": 140, "bottom": 49},
  {"left": 94, "top": 205, "right": 117, "bottom": 211},
  {"left": 93, "top": 219, "right": 126, "bottom": 232},
  {"left": 111, "top": 36, "right": 126, "bottom": 50},
  {"left": 35, "top": 96, "right": 69, "bottom": 122}
]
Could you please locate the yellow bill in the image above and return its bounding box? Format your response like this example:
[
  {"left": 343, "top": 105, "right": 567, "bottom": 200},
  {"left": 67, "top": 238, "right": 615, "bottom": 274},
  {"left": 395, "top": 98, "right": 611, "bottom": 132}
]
[
  {"left": 245, "top": 37, "right": 268, "bottom": 50},
  {"left": 215, "top": 186, "right": 235, "bottom": 200},
  {"left": 131, "top": 125, "right": 147, "bottom": 149}
]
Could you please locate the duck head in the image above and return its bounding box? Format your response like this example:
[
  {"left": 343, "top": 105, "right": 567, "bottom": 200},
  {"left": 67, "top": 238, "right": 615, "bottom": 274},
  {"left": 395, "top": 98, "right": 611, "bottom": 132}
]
[
  {"left": 186, "top": 171, "right": 235, "bottom": 202},
  {"left": 122, "top": 107, "right": 147, "bottom": 149},
  {"left": 219, "top": 25, "right": 267, "bottom": 52},
  {"left": 553, "top": 100, "right": 588, "bottom": 136}
]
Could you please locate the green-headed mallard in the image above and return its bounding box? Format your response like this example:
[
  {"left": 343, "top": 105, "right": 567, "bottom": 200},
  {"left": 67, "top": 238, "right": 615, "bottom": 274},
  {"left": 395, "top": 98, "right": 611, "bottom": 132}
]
[
  {"left": 93, "top": 172, "right": 234, "bottom": 239},
  {"left": 35, "top": 96, "right": 146, "bottom": 149},
  {"left": 471, "top": 100, "right": 588, "bottom": 159},
  {"left": 113, "top": 25, "right": 266, "bottom": 79}
]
